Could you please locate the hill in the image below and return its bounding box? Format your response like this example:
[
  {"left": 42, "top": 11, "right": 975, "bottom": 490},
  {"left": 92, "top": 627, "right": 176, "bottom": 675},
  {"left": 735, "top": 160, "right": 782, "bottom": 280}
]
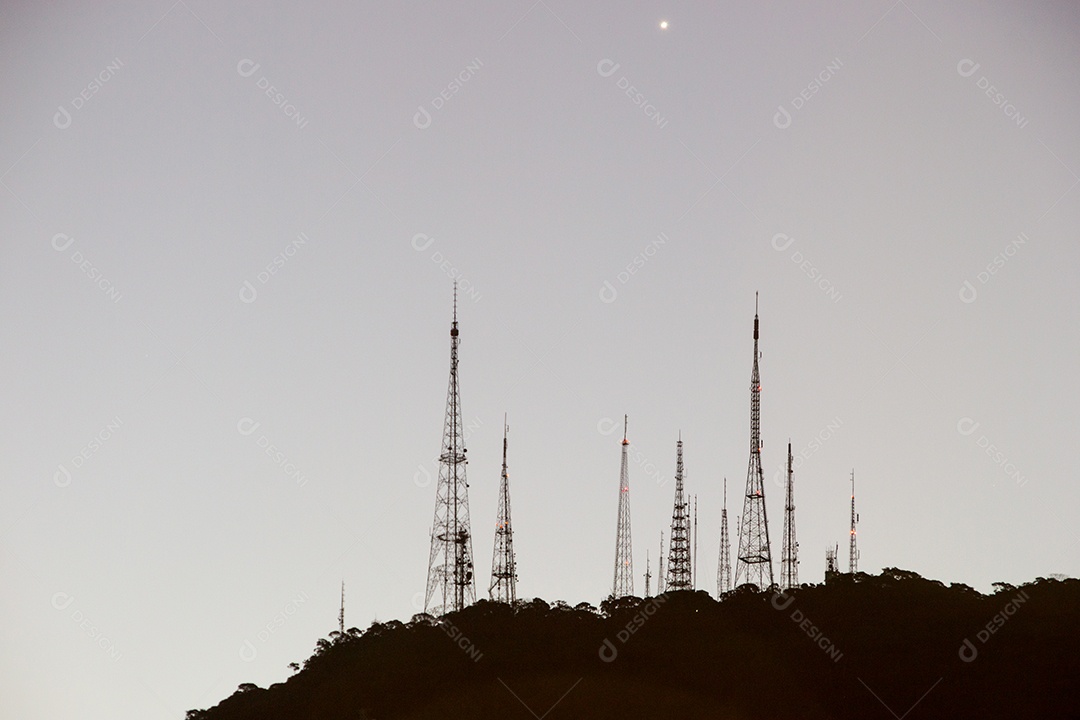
[{"left": 187, "top": 569, "right": 1080, "bottom": 719}]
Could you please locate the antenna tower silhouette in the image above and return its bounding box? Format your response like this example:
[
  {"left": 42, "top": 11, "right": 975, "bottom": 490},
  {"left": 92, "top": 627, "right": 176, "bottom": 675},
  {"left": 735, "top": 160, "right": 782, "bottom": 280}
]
[
  {"left": 693, "top": 495, "right": 699, "bottom": 589},
  {"left": 666, "top": 437, "right": 692, "bottom": 591},
  {"left": 717, "top": 478, "right": 732, "bottom": 595},
  {"left": 735, "top": 293, "right": 775, "bottom": 590},
  {"left": 780, "top": 441, "right": 799, "bottom": 590},
  {"left": 644, "top": 550, "right": 652, "bottom": 597},
  {"left": 849, "top": 470, "right": 859, "bottom": 573},
  {"left": 489, "top": 415, "right": 518, "bottom": 603},
  {"left": 611, "top": 415, "right": 634, "bottom": 598},
  {"left": 657, "top": 531, "right": 666, "bottom": 594},
  {"left": 424, "top": 283, "right": 476, "bottom": 614},
  {"left": 338, "top": 581, "right": 345, "bottom": 636}
]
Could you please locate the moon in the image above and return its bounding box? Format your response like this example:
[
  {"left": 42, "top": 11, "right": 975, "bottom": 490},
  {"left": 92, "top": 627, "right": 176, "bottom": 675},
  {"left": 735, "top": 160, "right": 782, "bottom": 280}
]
[{"left": 659, "top": 20, "right": 669, "bottom": 29}]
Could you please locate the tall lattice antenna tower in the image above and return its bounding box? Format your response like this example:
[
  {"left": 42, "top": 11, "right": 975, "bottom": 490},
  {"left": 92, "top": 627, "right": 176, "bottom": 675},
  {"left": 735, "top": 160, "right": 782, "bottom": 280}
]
[
  {"left": 666, "top": 438, "right": 692, "bottom": 591},
  {"left": 849, "top": 470, "right": 859, "bottom": 574},
  {"left": 657, "top": 532, "right": 666, "bottom": 594},
  {"left": 780, "top": 441, "right": 799, "bottom": 590},
  {"left": 338, "top": 581, "right": 345, "bottom": 636},
  {"left": 644, "top": 550, "right": 652, "bottom": 597},
  {"left": 717, "top": 478, "right": 732, "bottom": 595},
  {"left": 735, "top": 293, "right": 775, "bottom": 590},
  {"left": 611, "top": 415, "right": 634, "bottom": 598},
  {"left": 424, "top": 283, "right": 476, "bottom": 615},
  {"left": 489, "top": 415, "right": 517, "bottom": 603}
]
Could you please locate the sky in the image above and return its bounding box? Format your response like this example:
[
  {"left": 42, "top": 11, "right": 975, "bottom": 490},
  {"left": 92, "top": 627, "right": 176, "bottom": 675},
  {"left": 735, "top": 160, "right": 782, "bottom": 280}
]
[{"left": 2, "top": 1, "right": 1079, "bottom": 718}]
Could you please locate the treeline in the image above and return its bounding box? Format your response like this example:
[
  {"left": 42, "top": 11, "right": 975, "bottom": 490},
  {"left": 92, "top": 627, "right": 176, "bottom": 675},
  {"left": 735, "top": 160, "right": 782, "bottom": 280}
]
[{"left": 188, "top": 569, "right": 1080, "bottom": 720}]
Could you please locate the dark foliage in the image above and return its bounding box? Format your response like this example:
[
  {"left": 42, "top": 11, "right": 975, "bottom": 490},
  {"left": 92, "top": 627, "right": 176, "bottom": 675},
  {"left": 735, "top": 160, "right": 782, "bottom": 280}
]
[{"left": 188, "top": 571, "right": 1080, "bottom": 720}]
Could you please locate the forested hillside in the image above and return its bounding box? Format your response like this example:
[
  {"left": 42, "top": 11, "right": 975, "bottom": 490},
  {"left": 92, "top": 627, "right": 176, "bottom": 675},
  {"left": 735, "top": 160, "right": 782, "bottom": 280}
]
[{"left": 188, "top": 570, "right": 1080, "bottom": 720}]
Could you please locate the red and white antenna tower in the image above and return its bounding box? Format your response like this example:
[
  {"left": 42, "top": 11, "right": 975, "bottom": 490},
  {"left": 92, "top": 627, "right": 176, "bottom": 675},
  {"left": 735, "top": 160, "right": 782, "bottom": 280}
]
[
  {"left": 780, "top": 441, "right": 799, "bottom": 590},
  {"left": 611, "top": 415, "right": 634, "bottom": 598},
  {"left": 735, "top": 293, "right": 775, "bottom": 590},
  {"left": 489, "top": 415, "right": 517, "bottom": 603},
  {"left": 666, "top": 437, "right": 692, "bottom": 591},
  {"left": 424, "top": 283, "right": 476, "bottom": 614},
  {"left": 849, "top": 470, "right": 859, "bottom": 574},
  {"left": 717, "top": 478, "right": 732, "bottom": 595}
]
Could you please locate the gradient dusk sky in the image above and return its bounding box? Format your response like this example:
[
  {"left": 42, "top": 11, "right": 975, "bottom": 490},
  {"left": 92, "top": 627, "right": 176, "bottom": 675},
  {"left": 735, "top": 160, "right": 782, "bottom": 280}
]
[{"left": 2, "top": 2, "right": 1079, "bottom": 718}]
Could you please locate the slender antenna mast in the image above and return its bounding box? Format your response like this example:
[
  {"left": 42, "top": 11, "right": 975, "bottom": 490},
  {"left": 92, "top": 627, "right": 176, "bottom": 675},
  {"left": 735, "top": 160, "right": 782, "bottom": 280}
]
[
  {"left": 644, "top": 550, "right": 652, "bottom": 597},
  {"left": 735, "top": 293, "right": 775, "bottom": 589},
  {"left": 666, "top": 437, "right": 692, "bottom": 591},
  {"left": 424, "top": 282, "right": 476, "bottom": 614},
  {"left": 338, "top": 581, "right": 345, "bottom": 636},
  {"left": 657, "top": 531, "right": 666, "bottom": 594},
  {"left": 717, "top": 478, "right": 732, "bottom": 595},
  {"left": 849, "top": 470, "right": 859, "bottom": 574},
  {"left": 693, "top": 495, "right": 699, "bottom": 589},
  {"left": 489, "top": 415, "right": 518, "bottom": 602},
  {"left": 612, "top": 415, "right": 635, "bottom": 598},
  {"left": 780, "top": 441, "right": 799, "bottom": 590}
]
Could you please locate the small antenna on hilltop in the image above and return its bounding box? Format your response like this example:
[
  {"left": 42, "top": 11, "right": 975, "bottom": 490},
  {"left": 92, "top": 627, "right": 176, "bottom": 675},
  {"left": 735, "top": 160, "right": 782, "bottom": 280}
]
[{"left": 338, "top": 581, "right": 345, "bottom": 636}]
